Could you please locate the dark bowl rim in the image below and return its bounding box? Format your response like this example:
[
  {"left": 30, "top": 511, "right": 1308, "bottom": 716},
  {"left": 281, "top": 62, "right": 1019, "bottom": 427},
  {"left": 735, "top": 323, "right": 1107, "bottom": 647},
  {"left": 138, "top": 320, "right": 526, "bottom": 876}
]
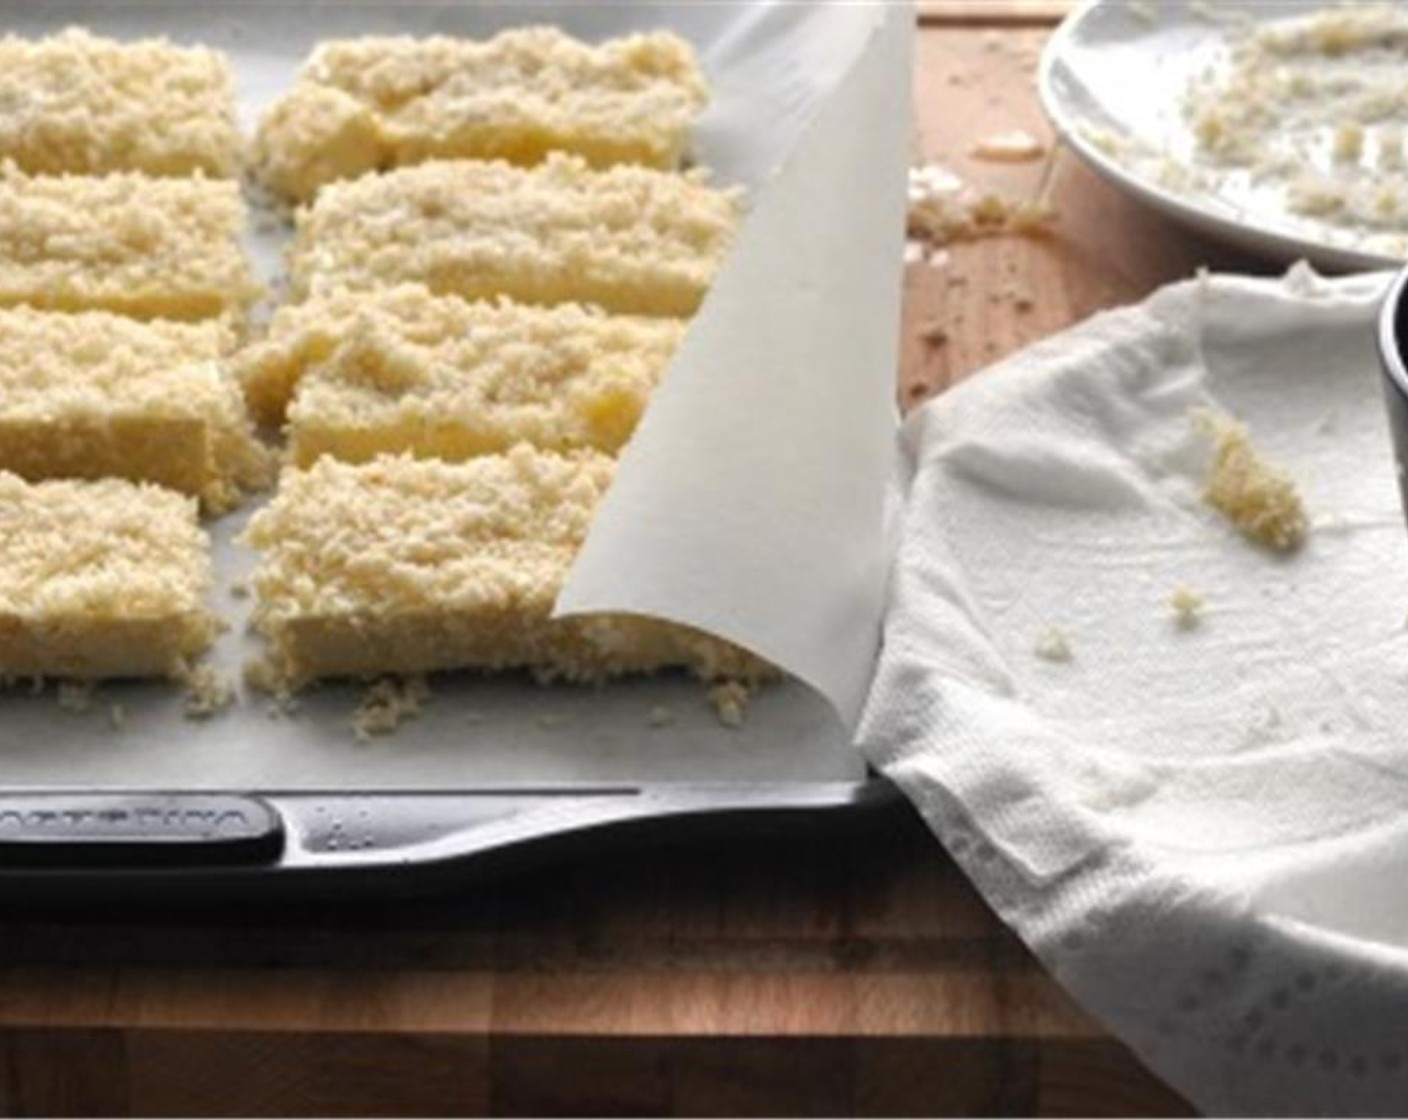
[{"left": 1379, "top": 263, "right": 1408, "bottom": 402}]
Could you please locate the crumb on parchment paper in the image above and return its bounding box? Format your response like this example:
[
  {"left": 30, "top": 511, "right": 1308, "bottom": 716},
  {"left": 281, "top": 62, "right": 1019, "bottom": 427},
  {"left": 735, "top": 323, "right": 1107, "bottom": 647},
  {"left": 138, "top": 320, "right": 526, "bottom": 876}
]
[
  {"left": 56, "top": 679, "right": 95, "bottom": 713},
  {"left": 179, "top": 662, "right": 234, "bottom": 720},
  {"left": 648, "top": 704, "right": 676, "bottom": 728},
  {"left": 708, "top": 681, "right": 751, "bottom": 728},
  {"left": 353, "top": 676, "right": 430, "bottom": 741}
]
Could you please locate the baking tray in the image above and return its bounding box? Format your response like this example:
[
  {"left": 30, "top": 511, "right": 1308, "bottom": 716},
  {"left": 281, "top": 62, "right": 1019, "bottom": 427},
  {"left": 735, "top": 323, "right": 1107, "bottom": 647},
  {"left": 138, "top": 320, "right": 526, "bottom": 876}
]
[{"left": 0, "top": 2, "right": 911, "bottom": 891}]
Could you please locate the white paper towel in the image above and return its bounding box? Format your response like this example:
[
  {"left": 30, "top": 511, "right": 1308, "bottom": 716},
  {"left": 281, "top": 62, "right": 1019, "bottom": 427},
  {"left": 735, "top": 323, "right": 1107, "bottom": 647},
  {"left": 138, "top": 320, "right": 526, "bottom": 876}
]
[{"left": 860, "top": 266, "right": 1408, "bottom": 1116}]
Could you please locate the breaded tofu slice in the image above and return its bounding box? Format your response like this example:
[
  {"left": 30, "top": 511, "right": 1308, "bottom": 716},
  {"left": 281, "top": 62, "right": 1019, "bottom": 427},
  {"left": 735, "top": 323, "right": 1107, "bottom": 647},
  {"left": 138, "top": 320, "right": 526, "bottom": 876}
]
[
  {"left": 0, "top": 164, "right": 258, "bottom": 322},
  {"left": 242, "top": 447, "right": 769, "bottom": 688},
  {"left": 287, "top": 155, "right": 739, "bottom": 318},
  {"left": 235, "top": 285, "right": 682, "bottom": 458},
  {"left": 0, "top": 27, "right": 242, "bottom": 178},
  {"left": 0, "top": 473, "right": 219, "bottom": 679},
  {"left": 0, "top": 307, "right": 270, "bottom": 513},
  {"left": 256, "top": 27, "right": 706, "bottom": 202}
]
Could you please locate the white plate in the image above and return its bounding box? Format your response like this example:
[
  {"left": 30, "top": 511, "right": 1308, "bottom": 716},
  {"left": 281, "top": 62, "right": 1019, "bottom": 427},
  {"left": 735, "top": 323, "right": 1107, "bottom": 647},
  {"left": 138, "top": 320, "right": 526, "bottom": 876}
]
[{"left": 1039, "top": 0, "right": 1406, "bottom": 272}]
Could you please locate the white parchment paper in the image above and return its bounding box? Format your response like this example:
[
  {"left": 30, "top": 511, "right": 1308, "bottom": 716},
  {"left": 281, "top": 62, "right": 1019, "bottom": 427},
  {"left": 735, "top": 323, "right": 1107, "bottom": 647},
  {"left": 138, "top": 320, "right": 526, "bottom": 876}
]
[{"left": 0, "top": 1, "right": 912, "bottom": 790}]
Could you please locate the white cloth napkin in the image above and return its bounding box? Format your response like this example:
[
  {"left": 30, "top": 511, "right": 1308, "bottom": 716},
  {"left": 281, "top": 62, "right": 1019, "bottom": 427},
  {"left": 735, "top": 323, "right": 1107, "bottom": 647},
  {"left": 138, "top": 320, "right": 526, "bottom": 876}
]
[{"left": 859, "top": 265, "right": 1408, "bottom": 1116}]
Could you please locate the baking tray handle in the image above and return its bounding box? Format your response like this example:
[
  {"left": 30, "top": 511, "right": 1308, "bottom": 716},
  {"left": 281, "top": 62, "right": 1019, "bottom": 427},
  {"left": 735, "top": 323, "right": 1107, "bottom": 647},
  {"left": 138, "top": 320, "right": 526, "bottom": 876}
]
[{"left": 0, "top": 793, "right": 284, "bottom": 867}]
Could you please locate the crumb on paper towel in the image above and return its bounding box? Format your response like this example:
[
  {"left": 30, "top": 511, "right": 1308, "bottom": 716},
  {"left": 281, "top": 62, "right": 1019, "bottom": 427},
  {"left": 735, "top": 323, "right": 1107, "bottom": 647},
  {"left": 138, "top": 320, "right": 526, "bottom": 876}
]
[
  {"left": 1196, "top": 408, "right": 1308, "bottom": 552},
  {"left": 181, "top": 663, "right": 234, "bottom": 720},
  {"left": 109, "top": 703, "right": 126, "bottom": 729},
  {"left": 708, "top": 681, "right": 751, "bottom": 728},
  {"left": 56, "top": 680, "right": 95, "bottom": 713},
  {"left": 353, "top": 676, "right": 430, "bottom": 741},
  {"left": 907, "top": 163, "right": 1054, "bottom": 248},
  {"left": 1170, "top": 586, "right": 1205, "bottom": 630},
  {"left": 1034, "top": 627, "right": 1073, "bottom": 663}
]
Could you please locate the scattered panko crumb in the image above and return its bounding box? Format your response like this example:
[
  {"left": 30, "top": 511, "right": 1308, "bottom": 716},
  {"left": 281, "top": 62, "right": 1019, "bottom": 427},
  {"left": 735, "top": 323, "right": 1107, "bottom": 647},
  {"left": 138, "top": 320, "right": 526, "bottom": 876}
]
[
  {"left": 243, "top": 659, "right": 294, "bottom": 712},
  {"left": 1170, "top": 586, "right": 1205, "bottom": 630},
  {"left": 353, "top": 676, "right": 430, "bottom": 740},
  {"left": 181, "top": 663, "right": 234, "bottom": 720},
  {"left": 920, "top": 320, "right": 949, "bottom": 346},
  {"left": 56, "top": 680, "right": 95, "bottom": 713},
  {"left": 1382, "top": 130, "right": 1404, "bottom": 170},
  {"left": 1034, "top": 627, "right": 1073, "bottom": 663},
  {"left": 243, "top": 656, "right": 280, "bottom": 693},
  {"left": 708, "top": 681, "right": 751, "bottom": 728},
  {"left": 537, "top": 712, "right": 566, "bottom": 729},
  {"left": 1195, "top": 408, "right": 1308, "bottom": 552},
  {"left": 1334, "top": 122, "right": 1364, "bottom": 164},
  {"left": 648, "top": 704, "right": 676, "bottom": 728},
  {"left": 907, "top": 162, "right": 1054, "bottom": 248},
  {"left": 244, "top": 657, "right": 300, "bottom": 718},
  {"left": 108, "top": 703, "right": 125, "bottom": 729},
  {"left": 970, "top": 130, "right": 1046, "bottom": 164}
]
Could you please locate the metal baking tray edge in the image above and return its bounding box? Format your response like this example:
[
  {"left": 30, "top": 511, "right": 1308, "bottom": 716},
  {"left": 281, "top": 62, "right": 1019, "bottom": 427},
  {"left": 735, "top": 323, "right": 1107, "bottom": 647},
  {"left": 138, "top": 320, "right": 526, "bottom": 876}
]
[{"left": 0, "top": 778, "right": 899, "bottom": 900}]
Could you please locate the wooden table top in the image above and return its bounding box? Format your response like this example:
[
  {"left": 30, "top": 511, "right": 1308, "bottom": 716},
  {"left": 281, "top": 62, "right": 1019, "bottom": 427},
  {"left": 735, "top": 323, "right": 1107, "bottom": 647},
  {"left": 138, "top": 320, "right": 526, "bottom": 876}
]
[{"left": 0, "top": 6, "right": 1285, "bottom": 1117}]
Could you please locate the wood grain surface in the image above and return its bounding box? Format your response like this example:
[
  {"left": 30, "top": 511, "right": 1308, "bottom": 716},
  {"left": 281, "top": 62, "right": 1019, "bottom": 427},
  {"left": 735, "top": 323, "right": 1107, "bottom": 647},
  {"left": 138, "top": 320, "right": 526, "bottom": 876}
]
[{"left": 0, "top": 8, "right": 1288, "bottom": 1117}]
